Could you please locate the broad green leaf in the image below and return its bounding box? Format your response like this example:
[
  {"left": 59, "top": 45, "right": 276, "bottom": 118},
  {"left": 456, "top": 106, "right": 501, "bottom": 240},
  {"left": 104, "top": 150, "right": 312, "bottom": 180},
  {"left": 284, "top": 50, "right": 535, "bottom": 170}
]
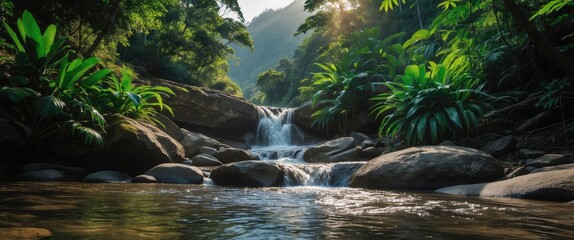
[
  {"left": 403, "top": 29, "right": 430, "bottom": 48},
  {"left": 416, "top": 113, "right": 429, "bottom": 142},
  {"left": 2, "top": 86, "right": 40, "bottom": 102},
  {"left": 43, "top": 24, "right": 57, "bottom": 55},
  {"left": 22, "top": 11, "right": 45, "bottom": 58},
  {"left": 456, "top": 101, "right": 470, "bottom": 130},
  {"left": 445, "top": 107, "right": 463, "bottom": 129},
  {"left": 35, "top": 95, "right": 66, "bottom": 119},
  {"left": 429, "top": 117, "right": 438, "bottom": 143},
  {"left": 126, "top": 92, "right": 142, "bottom": 106},
  {"left": 3, "top": 23, "right": 24, "bottom": 52},
  {"left": 69, "top": 57, "right": 100, "bottom": 84},
  {"left": 121, "top": 72, "right": 133, "bottom": 92},
  {"left": 83, "top": 69, "right": 112, "bottom": 87}
]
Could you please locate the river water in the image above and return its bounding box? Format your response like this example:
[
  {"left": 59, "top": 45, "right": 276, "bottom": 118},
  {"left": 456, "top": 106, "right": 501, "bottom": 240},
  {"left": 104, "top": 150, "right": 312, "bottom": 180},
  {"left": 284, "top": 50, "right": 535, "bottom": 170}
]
[
  {"left": 1, "top": 182, "right": 574, "bottom": 239},
  {"left": 1, "top": 107, "right": 573, "bottom": 239}
]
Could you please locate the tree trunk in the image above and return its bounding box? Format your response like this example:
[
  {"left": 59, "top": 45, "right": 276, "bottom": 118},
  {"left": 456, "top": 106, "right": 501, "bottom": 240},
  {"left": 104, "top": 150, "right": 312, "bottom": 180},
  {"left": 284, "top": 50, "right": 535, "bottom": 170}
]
[
  {"left": 83, "top": 0, "right": 121, "bottom": 56},
  {"left": 501, "top": 0, "right": 574, "bottom": 77}
]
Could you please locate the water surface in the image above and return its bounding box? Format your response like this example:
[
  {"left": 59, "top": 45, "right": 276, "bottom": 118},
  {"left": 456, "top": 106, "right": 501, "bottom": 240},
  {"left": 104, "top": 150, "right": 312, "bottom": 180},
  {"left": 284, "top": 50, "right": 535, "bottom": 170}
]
[{"left": 1, "top": 182, "right": 573, "bottom": 239}]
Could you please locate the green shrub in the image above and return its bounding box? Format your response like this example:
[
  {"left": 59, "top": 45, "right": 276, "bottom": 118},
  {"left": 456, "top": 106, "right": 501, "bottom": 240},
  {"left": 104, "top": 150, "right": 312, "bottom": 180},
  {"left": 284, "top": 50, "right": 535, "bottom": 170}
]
[
  {"left": 371, "top": 62, "right": 490, "bottom": 145},
  {"left": 99, "top": 70, "right": 176, "bottom": 126},
  {"left": 1, "top": 11, "right": 107, "bottom": 147}
]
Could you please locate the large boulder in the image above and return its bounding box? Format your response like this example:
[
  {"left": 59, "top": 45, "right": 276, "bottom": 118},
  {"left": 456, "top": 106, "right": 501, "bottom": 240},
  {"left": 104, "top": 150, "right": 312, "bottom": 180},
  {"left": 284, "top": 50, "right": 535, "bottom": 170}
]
[
  {"left": 210, "top": 160, "right": 283, "bottom": 187},
  {"left": 84, "top": 170, "right": 132, "bottom": 183},
  {"left": 180, "top": 129, "right": 225, "bottom": 157},
  {"left": 57, "top": 115, "right": 185, "bottom": 175},
  {"left": 436, "top": 168, "right": 574, "bottom": 202},
  {"left": 302, "top": 137, "right": 361, "bottom": 163},
  {"left": 214, "top": 148, "right": 259, "bottom": 164},
  {"left": 153, "top": 79, "right": 259, "bottom": 135},
  {"left": 349, "top": 146, "right": 505, "bottom": 190},
  {"left": 18, "top": 170, "right": 66, "bottom": 181},
  {"left": 479, "top": 135, "right": 517, "bottom": 158},
  {"left": 154, "top": 113, "right": 184, "bottom": 142},
  {"left": 144, "top": 163, "right": 203, "bottom": 184}
]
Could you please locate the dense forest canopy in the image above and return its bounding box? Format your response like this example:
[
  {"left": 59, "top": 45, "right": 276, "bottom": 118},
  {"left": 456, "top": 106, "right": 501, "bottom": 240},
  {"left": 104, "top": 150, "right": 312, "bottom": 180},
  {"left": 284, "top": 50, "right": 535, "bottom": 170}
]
[
  {"left": 1, "top": 0, "right": 573, "bottom": 150},
  {"left": 2, "top": 0, "right": 252, "bottom": 96},
  {"left": 228, "top": 0, "right": 311, "bottom": 104}
]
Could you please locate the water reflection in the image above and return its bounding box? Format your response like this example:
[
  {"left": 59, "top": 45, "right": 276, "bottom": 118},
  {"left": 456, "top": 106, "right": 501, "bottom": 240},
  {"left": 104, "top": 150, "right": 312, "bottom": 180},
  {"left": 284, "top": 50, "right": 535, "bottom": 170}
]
[{"left": 1, "top": 182, "right": 573, "bottom": 239}]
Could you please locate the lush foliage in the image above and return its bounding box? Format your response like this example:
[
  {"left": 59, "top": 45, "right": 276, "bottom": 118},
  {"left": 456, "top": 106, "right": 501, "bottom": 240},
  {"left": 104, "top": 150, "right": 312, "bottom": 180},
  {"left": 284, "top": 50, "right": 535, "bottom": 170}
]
[
  {"left": 1, "top": 11, "right": 106, "bottom": 147},
  {"left": 371, "top": 63, "right": 487, "bottom": 145},
  {"left": 119, "top": 0, "right": 252, "bottom": 96},
  {"left": 0, "top": 11, "right": 178, "bottom": 153},
  {"left": 229, "top": 0, "right": 311, "bottom": 96}
]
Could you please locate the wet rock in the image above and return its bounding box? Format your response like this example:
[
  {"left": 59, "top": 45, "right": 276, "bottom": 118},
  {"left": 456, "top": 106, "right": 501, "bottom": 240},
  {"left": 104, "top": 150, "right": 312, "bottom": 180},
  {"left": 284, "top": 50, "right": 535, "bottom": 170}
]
[
  {"left": 525, "top": 154, "right": 571, "bottom": 168},
  {"left": 221, "top": 139, "right": 250, "bottom": 150},
  {"left": 360, "top": 140, "right": 375, "bottom": 149},
  {"left": 154, "top": 113, "right": 184, "bottom": 142},
  {"left": 436, "top": 168, "right": 574, "bottom": 202},
  {"left": 240, "top": 132, "right": 257, "bottom": 147},
  {"left": 530, "top": 163, "right": 574, "bottom": 174},
  {"left": 479, "top": 135, "right": 517, "bottom": 158},
  {"left": 180, "top": 129, "right": 224, "bottom": 157},
  {"left": 361, "top": 146, "right": 380, "bottom": 159},
  {"left": 21, "top": 163, "right": 85, "bottom": 177},
  {"left": 19, "top": 170, "right": 66, "bottom": 181},
  {"left": 132, "top": 174, "right": 158, "bottom": 183},
  {"left": 329, "top": 162, "right": 366, "bottom": 187},
  {"left": 439, "top": 140, "right": 456, "bottom": 146},
  {"left": 350, "top": 146, "right": 504, "bottom": 190},
  {"left": 84, "top": 171, "right": 132, "bottom": 183},
  {"left": 144, "top": 163, "right": 203, "bottom": 184},
  {"left": 199, "top": 147, "right": 218, "bottom": 156},
  {"left": 350, "top": 132, "right": 372, "bottom": 145},
  {"left": 214, "top": 148, "right": 259, "bottom": 164},
  {"left": 303, "top": 137, "right": 356, "bottom": 163},
  {"left": 192, "top": 154, "right": 223, "bottom": 166},
  {"left": 55, "top": 115, "right": 184, "bottom": 176},
  {"left": 0, "top": 227, "right": 53, "bottom": 240},
  {"left": 210, "top": 160, "right": 283, "bottom": 187},
  {"left": 506, "top": 166, "right": 538, "bottom": 178},
  {"left": 517, "top": 149, "right": 545, "bottom": 159},
  {"left": 155, "top": 79, "right": 259, "bottom": 134},
  {"left": 328, "top": 146, "right": 364, "bottom": 162}
]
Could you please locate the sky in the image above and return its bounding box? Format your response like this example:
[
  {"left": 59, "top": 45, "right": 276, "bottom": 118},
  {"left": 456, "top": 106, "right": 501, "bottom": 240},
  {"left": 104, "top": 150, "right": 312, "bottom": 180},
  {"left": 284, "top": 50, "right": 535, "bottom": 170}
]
[{"left": 237, "top": 0, "right": 296, "bottom": 22}]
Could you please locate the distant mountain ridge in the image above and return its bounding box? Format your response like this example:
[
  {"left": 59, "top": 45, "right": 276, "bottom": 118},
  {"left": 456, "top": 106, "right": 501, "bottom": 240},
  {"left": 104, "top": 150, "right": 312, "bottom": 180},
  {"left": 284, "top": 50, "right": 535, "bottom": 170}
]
[{"left": 229, "top": 0, "right": 310, "bottom": 89}]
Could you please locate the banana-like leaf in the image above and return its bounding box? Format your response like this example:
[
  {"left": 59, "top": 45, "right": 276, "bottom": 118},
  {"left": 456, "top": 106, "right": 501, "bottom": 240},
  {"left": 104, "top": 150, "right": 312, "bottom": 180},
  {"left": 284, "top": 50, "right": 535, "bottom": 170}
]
[
  {"left": 416, "top": 113, "right": 429, "bottom": 142},
  {"left": 21, "top": 11, "right": 45, "bottom": 58},
  {"left": 68, "top": 57, "right": 100, "bottom": 86},
  {"left": 445, "top": 107, "right": 463, "bottom": 129},
  {"left": 126, "top": 92, "right": 142, "bottom": 107},
  {"left": 43, "top": 24, "right": 57, "bottom": 55},
  {"left": 65, "top": 120, "right": 104, "bottom": 147},
  {"left": 429, "top": 116, "right": 438, "bottom": 143},
  {"left": 1, "top": 86, "right": 40, "bottom": 102},
  {"left": 456, "top": 101, "right": 471, "bottom": 130},
  {"left": 3, "top": 22, "right": 24, "bottom": 52},
  {"left": 82, "top": 69, "right": 112, "bottom": 87},
  {"left": 35, "top": 95, "right": 66, "bottom": 119}
]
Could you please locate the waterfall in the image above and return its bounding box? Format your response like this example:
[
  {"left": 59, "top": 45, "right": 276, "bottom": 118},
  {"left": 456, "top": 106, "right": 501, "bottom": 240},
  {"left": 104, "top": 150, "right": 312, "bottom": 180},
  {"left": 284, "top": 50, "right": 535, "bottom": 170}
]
[
  {"left": 252, "top": 106, "right": 363, "bottom": 187},
  {"left": 255, "top": 106, "right": 304, "bottom": 146},
  {"left": 280, "top": 162, "right": 365, "bottom": 187}
]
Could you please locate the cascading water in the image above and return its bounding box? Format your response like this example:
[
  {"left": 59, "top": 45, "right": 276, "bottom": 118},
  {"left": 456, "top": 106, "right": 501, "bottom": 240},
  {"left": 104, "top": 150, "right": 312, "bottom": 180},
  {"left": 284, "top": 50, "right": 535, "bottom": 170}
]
[
  {"left": 252, "top": 106, "right": 364, "bottom": 187},
  {"left": 255, "top": 106, "right": 302, "bottom": 146}
]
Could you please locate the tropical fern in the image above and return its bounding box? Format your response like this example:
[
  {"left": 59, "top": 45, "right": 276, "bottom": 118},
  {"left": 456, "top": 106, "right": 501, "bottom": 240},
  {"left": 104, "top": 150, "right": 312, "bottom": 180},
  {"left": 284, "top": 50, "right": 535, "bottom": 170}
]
[{"left": 371, "top": 63, "right": 489, "bottom": 145}]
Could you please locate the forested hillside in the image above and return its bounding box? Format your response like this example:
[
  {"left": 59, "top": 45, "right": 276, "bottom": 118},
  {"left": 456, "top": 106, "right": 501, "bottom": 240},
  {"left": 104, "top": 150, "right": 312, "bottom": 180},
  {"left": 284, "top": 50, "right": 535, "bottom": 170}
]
[{"left": 228, "top": 0, "right": 310, "bottom": 100}]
